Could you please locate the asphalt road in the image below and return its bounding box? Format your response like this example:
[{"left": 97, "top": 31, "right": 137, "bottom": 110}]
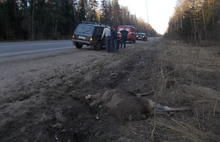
[
  {"left": 0, "top": 39, "right": 159, "bottom": 63},
  {"left": 0, "top": 38, "right": 161, "bottom": 58},
  {"left": 0, "top": 40, "right": 74, "bottom": 57}
]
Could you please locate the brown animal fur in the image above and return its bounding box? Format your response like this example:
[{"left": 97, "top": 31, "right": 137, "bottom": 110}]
[{"left": 86, "top": 89, "right": 190, "bottom": 121}]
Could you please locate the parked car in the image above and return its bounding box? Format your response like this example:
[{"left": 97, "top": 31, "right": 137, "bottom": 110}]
[
  {"left": 72, "top": 21, "right": 106, "bottom": 51},
  {"left": 117, "top": 25, "right": 137, "bottom": 43},
  {"left": 137, "top": 33, "right": 148, "bottom": 41}
]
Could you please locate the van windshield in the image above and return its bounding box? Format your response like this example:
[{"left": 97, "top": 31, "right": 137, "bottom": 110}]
[
  {"left": 119, "top": 28, "right": 130, "bottom": 32},
  {"left": 74, "top": 24, "right": 94, "bottom": 36}
]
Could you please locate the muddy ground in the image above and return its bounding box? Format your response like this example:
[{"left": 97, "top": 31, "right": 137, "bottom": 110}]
[{"left": 0, "top": 40, "right": 219, "bottom": 142}]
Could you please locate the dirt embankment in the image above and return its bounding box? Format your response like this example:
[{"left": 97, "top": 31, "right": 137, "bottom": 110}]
[{"left": 0, "top": 40, "right": 219, "bottom": 142}]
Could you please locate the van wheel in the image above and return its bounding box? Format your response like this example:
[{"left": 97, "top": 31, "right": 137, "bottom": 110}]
[
  {"left": 94, "top": 41, "right": 102, "bottom": 51},
  {"left": 75, "top": 42, "right": 83, "bottom": 49}
]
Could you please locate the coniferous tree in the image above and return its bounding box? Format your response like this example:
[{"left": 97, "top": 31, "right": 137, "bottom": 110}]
[
  {"left": 87, "top": 0, "right": 98, "bottom": 22},
  {"left": 112, "top": 0, "right": 121, "bottom": 26},
  {"left": 77, "top": 0, "right": 87, "bottom": 22},
  {"left": 0, "top": 0, "right": 159, "bottom": 40},
  {"left": 100, "top": 0, "right": 111, "bottom": 25}
]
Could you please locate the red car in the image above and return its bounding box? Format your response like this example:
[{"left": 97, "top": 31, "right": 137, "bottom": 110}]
[{"left": 117, "top": 25, "right": 137, "bottom": 43}]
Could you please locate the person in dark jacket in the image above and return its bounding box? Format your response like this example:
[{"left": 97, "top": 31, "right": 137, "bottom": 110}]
[
  {"left": 120, "top": 28, "right": 128, "bottom": 48},
  {"left": 111, "top": 26, "right": 118, "bottom": 51}
]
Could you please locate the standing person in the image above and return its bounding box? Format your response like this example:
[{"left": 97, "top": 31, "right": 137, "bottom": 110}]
[
  {"left": 101, "top": 26, "right": 112, "bottom": 52},
  {"left": 111, "top": 26, "right": 118, "bottom": 51},
  {"left": 120, "top": 28, "right": 128, "bottom": 48},
  {"left": 116, "top": 37, "right": 121, "bottom": 50}
]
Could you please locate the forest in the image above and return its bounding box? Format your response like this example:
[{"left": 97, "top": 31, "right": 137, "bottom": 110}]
[
  {"left": 0, "top": 0, "right": 157, "bottom": 41},
  {"left": 165, "top": 0, "right": 220, "bottom": 45}
]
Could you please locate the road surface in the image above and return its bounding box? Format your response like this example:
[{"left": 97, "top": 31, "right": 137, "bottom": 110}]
[
  {"left": 0, "top": 40, "right": 78, "bottom": 63},
  {"left": 0, "top": 40, "right": 74, "bottom": 57}
]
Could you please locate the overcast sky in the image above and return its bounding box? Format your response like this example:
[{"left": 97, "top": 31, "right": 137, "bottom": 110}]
[{"left": 118, "top": 0, "right": 177, "bottom": 34}]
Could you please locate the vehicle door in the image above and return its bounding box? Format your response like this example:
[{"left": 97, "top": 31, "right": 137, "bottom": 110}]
[{"left": 93, "top": 27, "right": 105, "bottom": 45}]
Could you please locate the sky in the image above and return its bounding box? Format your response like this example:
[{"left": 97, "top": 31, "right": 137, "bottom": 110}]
[{"left": 118, "top": 0, "right": 177, "bottom": 34}]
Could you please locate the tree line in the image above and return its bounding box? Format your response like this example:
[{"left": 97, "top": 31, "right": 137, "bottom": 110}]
[
  {"left": 165, "top": 0, "right": 220, "bottom": 45},
  {"left": 0, "top": 0, "right": 158, "bottom": 41}
]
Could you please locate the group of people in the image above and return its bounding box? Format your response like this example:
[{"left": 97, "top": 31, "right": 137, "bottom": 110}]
[{"left": 101, "top": 26, "right": 128, "bottom": 52}]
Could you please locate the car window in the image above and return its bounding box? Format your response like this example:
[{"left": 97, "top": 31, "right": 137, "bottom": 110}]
[
  {"left": 94, "top": 27, "right": 104, "bottom": 36},
  {"left": 125, "top": 28, "right": 130, "bottom": 31},
  {"left": 138, "top": 33, "right": 145, "bottom": 36},
  {"left": 74, "top": 24, "right": 94, "bottom": 36}
]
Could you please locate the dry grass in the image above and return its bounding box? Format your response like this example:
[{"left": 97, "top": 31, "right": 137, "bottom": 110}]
[{"left": 148, "top": 40, "right": 220, "bottom": 142}]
